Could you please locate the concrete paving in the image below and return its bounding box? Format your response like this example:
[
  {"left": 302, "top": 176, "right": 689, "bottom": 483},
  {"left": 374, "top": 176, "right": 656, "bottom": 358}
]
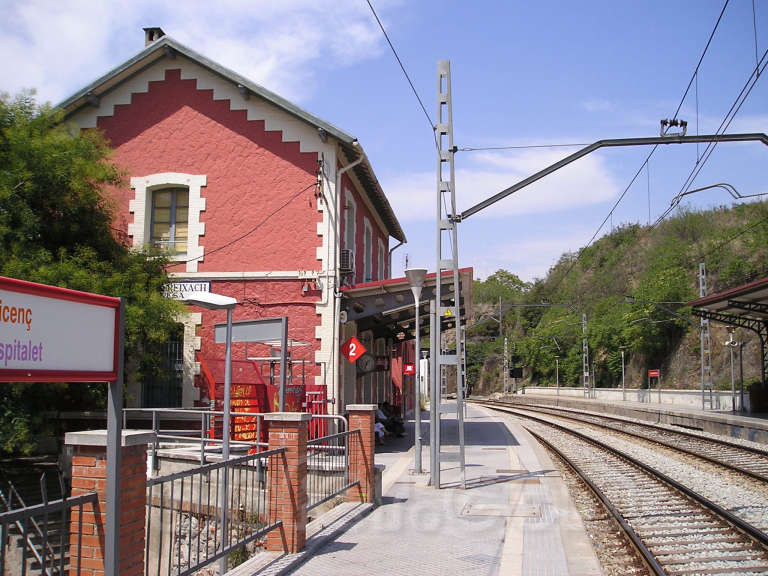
[{"left": 254, "top": 402, "right": 602, "bottom": 576}]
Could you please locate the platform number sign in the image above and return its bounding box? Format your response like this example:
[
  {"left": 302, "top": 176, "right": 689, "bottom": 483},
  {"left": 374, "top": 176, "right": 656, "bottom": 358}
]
[{"left": 341, "top": 336, "right": 366, "bottom": 363}]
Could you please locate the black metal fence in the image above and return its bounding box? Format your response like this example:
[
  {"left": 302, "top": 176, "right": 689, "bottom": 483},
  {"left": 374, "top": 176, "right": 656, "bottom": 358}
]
[
  {"left": 145, "top": 447, "right": 283, "bottom": 576},
  {"left": 0, "top": 487, "right": 98, "bottom": 576},
  {"left": 306, "top": 430, "right": 359, "bottom": 512}
]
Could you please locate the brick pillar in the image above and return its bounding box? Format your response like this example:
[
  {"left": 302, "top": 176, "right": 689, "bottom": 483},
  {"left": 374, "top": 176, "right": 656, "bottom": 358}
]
[
  {"left": 66, "top": 430, "right": 154, "bottom": 576},
  {"left": 346, "top": 404, "right": 376, "bottom": 503},
  {"left": 264, "top": 412, "right": 312, "bottom": 553}
]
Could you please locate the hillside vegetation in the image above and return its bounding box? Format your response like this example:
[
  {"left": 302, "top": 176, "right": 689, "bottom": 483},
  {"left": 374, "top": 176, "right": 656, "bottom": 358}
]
[{"left": 467, "top": 201, "right": 768, "bottom": 395}]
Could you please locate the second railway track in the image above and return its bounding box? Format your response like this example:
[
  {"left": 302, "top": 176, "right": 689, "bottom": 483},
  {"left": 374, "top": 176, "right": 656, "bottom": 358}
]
[{"left": 477, "top": 400, "right": 768, "bottom": 576}]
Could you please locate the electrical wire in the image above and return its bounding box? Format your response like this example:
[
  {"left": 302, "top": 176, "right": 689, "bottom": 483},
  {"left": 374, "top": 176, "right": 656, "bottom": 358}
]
[
  {"left": 457, "top": 143, "right": 589, "bottom": 152},
  {"left": 653, "top": 48, "right": 768, "bottom": 228},
  {"left": 544, "top": 1, "right": 732, "bottom": 295},
  {"left": 365, "top": 0, "right": 436, "bottom": 136},
  {"left": 180, "top": 182, "right": 317, "bottom": 264}
]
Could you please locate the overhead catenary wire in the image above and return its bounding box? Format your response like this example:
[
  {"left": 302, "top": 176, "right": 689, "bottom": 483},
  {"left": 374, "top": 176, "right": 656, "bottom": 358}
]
[
  {"left": 653, "top": 48, "right": 768, "bottom": 228},
  {"left": 544, "top": 0, "right": 733, "bottom": 294},
  {"left": 457, "top": 143, "right": 589, "bottom": 152},
  {"left": 365, "top": 0, "right": 436, "bottom": 139}
]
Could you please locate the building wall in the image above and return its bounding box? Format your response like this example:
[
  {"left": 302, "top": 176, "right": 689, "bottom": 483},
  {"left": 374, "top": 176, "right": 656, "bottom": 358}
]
[
  {"left": 67, "top": 57, "right": 344, "bottom": 406},
  {"left": 340, "top": 172, "right": 389, "bottom": 284}
]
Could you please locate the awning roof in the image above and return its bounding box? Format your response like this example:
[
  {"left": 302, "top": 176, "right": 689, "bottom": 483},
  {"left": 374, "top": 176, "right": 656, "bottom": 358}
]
[
  {"left": 56, "top": 35, "right": 405, "bottom": 243},
  {"left": 686, "top": 275, "right": 768, "bottom": 321},
  {"left": 687, "top": 275, "right": 768, "bottom": 387},
  {"left": 340, "top": 268, "right": 473, "bottom": 342}
]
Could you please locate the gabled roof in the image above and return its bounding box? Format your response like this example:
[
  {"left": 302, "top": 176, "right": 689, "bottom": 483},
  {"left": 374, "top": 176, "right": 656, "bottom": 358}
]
[{"left": 57, "top": 35, "right": 405, "bottom": 242}]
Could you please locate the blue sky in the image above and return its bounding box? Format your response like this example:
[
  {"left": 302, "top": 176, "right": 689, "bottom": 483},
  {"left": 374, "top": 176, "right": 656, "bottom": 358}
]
[{"left": 2, "top": 0, "right": 766, "bottom": 282}]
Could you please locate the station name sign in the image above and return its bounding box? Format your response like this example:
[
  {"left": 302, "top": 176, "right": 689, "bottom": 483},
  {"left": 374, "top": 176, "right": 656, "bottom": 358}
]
[
  {"left": 0, "top": 277, "right": 120, "bottom": 382},
  {"left": 163, "top": 281, "right": 211, "bottom": 299}
]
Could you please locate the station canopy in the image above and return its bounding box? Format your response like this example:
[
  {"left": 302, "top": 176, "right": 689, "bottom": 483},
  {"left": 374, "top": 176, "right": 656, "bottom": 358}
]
[
  {"left": 686, "top": 274, "right": 768, "bottom": 386},
  {"left": 340, "top": 268, "right": 473, "bottom": 343}
]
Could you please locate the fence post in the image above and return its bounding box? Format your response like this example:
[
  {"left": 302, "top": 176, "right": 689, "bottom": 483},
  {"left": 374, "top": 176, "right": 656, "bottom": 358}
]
[
  {"left": 346, "top": 405, "right": 376, "bottom": 503},
  {"left": 264, "top": 412, "right": 312, "bottom": 553},
  {"left": 66, "top": 430, "right": 154, "bottom": 576}
]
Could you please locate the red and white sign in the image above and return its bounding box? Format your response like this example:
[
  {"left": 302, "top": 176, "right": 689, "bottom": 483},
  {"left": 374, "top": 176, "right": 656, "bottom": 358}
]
[
  {"left": 648, "top": 369, "right": 660, "bottom": 378},
  {"left": 403, "top": 363, "right": 415, "bottom": 375},
  {"left": 341, "top": 336, "right": 366, "bottom": 363},
  {"left": 0, "top": 276, "right": 120, "bottom": 382}
]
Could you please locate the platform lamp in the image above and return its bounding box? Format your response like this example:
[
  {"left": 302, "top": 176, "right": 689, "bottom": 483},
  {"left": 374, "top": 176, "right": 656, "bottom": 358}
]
[
  {"left": 405, "top": 267, "right": 427, "bottom": 474},
  {"left": 179, "top": 291, "right": 237, "bottom": 575},
  {"left": 619, "top": 345, "right": 628, "bottom": 401},
  {"left": 724, "top": 326, "right": 738, "bottom": 413}
]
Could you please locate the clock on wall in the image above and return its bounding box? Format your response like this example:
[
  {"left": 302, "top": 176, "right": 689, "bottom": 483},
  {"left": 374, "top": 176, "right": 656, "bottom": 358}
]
[{"left": 356, "top": 353, "right": 376, "bottom": 374}]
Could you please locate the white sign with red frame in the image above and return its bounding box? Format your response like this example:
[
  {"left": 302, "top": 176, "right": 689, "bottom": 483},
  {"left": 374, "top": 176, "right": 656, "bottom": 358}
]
[{"left": 0, "top": 276, "right": 120, "bottom": 382}]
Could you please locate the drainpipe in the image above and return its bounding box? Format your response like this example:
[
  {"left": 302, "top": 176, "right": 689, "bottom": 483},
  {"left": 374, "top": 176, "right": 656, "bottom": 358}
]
[
  {"left": 331, "top": 141, "right": 364, "bottom": 413},
  {"left": 388, "top": 240, "right": 405, "bottom": 279}
]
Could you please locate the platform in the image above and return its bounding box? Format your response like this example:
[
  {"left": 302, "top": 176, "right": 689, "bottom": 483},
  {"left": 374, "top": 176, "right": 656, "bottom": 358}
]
[
  {"left": 235, "top": 401, "right": 601, "bottom": 575},
  {"left": 510, "top": 392, "right": 768, "bottom": 444}
]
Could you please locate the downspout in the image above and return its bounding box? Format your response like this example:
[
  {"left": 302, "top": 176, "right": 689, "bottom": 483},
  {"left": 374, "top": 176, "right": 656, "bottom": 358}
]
[
  {"left": 331, "top": 141, "right": 364, "bottom": 413},
  {"left": 388, "top": 240, "right": 405, "bottom": 279}
]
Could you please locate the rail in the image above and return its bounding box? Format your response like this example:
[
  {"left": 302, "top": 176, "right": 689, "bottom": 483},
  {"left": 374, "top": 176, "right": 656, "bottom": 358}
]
[
  {"left": 306, "top": 429, "right": 358, "bottom": 512},
  {"left": 145, "top": 447, "right": 284, "bottom": 576},
  {"left": 0, "top": 490, "right": 98, "bottom": 576}
]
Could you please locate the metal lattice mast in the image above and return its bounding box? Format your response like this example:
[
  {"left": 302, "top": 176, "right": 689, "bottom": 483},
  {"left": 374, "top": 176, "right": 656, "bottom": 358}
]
[
  {"left": 503, "top": 337, "right": 509, "bottom": 394},
  {"left": 700, "top": 262, "right": 714, "bottom": 409},
  {"left": 435, "top": 60, "right": 465, "bottom": 488},
  {"left": 582, "top": 313, "right": 590, "bottom": 396}
]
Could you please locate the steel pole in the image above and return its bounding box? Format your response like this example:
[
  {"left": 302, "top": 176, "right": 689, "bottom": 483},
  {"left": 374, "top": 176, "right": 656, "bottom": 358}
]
[
  {"left": 555, "top": 357, "right": 559, "bottom": 396},
  {"left": 739, "top": 342, "right": 745, "bottom": 413},
  {"left": 219, "top": 307, "right": 233, "bottom": 574},
  {"left": 621, "top": 349, "right": 626, "bottom": 401},
  {"left": 105, "top": 299, "right": 124, "bottom": 576},
  {"left": 413, "top": 288, "right": 423, "bottom": 474},
  {"left": 728, "top": 334, "right": 736, "bottom": 413}
]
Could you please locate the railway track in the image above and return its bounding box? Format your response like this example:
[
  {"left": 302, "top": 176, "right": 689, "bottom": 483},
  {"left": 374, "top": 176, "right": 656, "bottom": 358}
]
[
  {"left": 478, "top": 400, "right": 768, "bottom": 575},
  {"left": 477, "top": 399, "right": 768, "bottom": 483}
]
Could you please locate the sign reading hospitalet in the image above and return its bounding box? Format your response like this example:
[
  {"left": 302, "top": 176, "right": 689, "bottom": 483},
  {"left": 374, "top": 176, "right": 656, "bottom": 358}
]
[{"left": 0, "top": 276, "right": 120, "bottom": 382}]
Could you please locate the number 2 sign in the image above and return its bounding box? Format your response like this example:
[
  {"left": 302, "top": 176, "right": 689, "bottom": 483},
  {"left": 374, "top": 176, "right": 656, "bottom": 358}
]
[{"left": 341, "top": 336, "right": 366, "bottom": 363}]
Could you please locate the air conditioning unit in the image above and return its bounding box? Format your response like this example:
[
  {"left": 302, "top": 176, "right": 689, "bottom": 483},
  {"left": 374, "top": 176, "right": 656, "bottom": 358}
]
[{"left": 340, "top": 249, "right": 355, "bottom": 274}]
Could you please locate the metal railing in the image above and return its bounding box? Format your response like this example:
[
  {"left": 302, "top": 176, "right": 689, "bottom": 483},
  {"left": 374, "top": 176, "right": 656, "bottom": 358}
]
[
  {"left": 124, "top": 408, "right": 268, "bottom": 472},
  {"left": 0, "top": 488, "right": 98, "bottom": 576},
  {"left": 306, "top": 429, "right": 359, "bottom": 512},
  {"left": 145, "top": 447, "right": 283, "bottom": 576}
]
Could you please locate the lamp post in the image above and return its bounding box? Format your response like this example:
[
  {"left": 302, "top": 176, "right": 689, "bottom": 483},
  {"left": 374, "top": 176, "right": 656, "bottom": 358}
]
[
  {"left": 179, "top": 291, "right": 237, "bottom": 574},
  {"left": 555, "top": 356, "right": 560, "bottom": 397},
  {"left": 725, "top": 326, "right": 738, "bottom": 413},
  {"left": 405, "top": 268, "right": 427, "bottom": 474},
  {"left": 619, "top": 346, "right": 627, "bottom": 401}
]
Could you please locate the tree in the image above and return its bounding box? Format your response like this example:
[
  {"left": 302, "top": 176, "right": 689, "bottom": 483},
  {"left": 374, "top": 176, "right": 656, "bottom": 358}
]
[{"left": 0, "top": 92, "right": 181, "bottom": 455}]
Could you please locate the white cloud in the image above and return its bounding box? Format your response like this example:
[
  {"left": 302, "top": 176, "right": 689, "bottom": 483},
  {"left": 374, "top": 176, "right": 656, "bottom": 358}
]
[
  {"left": 469, "top": 230, "right": 590, "bottom": 282},
  {"left": 0, "top": 0, "right": 392, "bottom": 104},
  {"left": 382, "top": 148, "right": 620, "bottom": 221}
]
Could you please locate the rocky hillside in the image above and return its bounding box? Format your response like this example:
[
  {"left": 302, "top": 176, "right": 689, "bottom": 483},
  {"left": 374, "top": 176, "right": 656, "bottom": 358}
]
[{"left": 467, "top": 201, "right": 768, "bottom": 394}]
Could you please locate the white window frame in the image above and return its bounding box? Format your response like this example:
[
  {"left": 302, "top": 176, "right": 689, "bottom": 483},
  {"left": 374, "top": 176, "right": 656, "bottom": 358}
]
[
  {"left": 363, "top": 217, "right": 373, "bottom": 283},
  {"left": 129, "top": 173, "right": 206, "bottom": 272},
  {"left": 344, "top": 189, "right": 357, "bottom": 265},
  {"left": 377, "top": 237, "right": 386, "bottom": 280}
]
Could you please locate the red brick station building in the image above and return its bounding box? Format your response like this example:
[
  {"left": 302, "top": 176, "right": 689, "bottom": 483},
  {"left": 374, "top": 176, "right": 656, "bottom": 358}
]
[{"left": 59, "top": 28, "right": 471, "bottom": 418}]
